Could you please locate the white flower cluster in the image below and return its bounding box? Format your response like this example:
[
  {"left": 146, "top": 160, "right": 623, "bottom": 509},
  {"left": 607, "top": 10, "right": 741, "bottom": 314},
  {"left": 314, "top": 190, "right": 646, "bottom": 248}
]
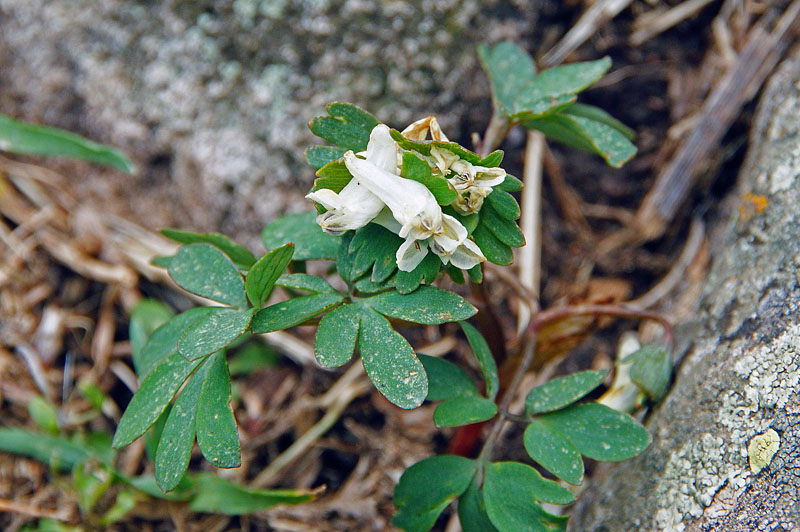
[{"left": 306, "top": 119, "right": 506, "bottom": 272}]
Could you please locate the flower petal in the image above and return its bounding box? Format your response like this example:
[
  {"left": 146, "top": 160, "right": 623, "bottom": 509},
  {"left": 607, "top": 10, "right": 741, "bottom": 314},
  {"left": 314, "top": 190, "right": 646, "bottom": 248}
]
[
  {"left": 306, "top": 179, "right": 384, "bottom": 235},
  {"left": 396, "top": 237, "right": 429, "bottom": 272}
]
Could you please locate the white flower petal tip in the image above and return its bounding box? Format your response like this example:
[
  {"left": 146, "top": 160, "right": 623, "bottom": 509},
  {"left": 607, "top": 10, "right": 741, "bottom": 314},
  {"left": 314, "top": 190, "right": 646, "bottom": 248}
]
[
  {"left": 364, "top": 124, "right": 399, "bottom": 173},
  {"left": 396, "top": 237, "right": 430, "bottom": 272},
  {"left": 401, "top": 116, "right": 449, "bottom": 142},
  {"left": 305, "top": 179, "right": 384, "bottom": 235}
]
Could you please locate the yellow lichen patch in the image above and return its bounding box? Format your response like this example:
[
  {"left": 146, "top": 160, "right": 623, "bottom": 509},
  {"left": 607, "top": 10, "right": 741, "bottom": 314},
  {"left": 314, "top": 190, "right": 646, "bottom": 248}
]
[
  {"left": 747, "top": 428, "right": 780, "bottom": 474},
  {"left": 738, "top": 192, "right": 769, "bottom": 222}
]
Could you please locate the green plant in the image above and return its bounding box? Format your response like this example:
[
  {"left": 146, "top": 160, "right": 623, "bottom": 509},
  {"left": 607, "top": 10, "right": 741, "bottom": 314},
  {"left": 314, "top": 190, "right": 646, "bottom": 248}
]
[{"left": 1, "top": 41, "right": 673, "bottom": 530}]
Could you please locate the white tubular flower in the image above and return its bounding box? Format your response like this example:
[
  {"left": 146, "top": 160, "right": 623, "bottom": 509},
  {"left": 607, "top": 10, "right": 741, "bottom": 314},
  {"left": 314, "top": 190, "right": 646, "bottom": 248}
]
[
  {"left": 345, "top": 124, "right": 485, "bottom": 271},
  {"left": 306, "top": 180, "right": 384, "bottom": 236},
  {"left": 431, "top": 146, "right": 507, "bottom": 214},
  {"left": 305, "top": 120, "right": 401, "bottom": 235}
]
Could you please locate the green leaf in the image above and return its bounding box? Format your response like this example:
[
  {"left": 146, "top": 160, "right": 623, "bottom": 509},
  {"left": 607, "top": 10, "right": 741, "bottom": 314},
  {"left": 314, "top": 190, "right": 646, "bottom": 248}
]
[
  {"left": 276, "top": 273, "right": 338, "bottom": 294},
  {"left": 28, "top": 396, "right": 59, "bottom": 435},
  {"left": 73, "top": 462, "right": 113, "bottom": 512},
  {"left": 395, "top": 252, "right": 441, "bottom": 294},
  {"left": 512, "top": 57, "right": 611, "bottom": 117},
  {"left": 129, "top": 299, "right": 175, "bottom": 370},
  {"left": 78, "top": 382, "right": 106, "bottom": 411},
  {"left": 144, "top": 408, "right": 170, "bottom": 464},
  {"left": 155, "top": 358, "right": 209, "bottom": 492},
  {"left": 393, "top": 455, "right": 477, "bottom": 532},
  {"left": 523, "top": 113, "right": 636, "bottom": 168},
  {"left": 188, "top": 473, "right": 318, "bottom": 515},
  {"left": 486, "top": 189, "right": 520, "bottom": 221},
  {"left": 161, "top": 229, "right": 256, "bottom": 270},
  {"left": 136, "top": 307, "right": 216, "bottom": 379},
  {"left": 495, "top": 174, "right": 523, "bottom": 192},
  {"left": 305, "top": 145, "right": 347, "bottom": 169},
  {"left": 434, "top": 396, "right": 497, "bottom": 427},
  {"left": 363, "top": 285, "right": 477, "bottom": 325},
  {"left": 245, "top": 243, "right": 295, "bottom": 307},
  {"left": 481, "top": 204, "right": 525, "bottom": 247},
  {"left": 358, "top": 306, "right": 427, "bottom": 409},
  {"left": 354, "top": 273, "right": 396, "bottom": 294},
  {"left": 523, "top": 421, "right": 584, "bottom": 485},
  {"left": 446, "top": 264, "right": 466, "bottom": 284},
  {"left": 308, "top": 102, "right": 379, "bottom": 151},
  {"left": 418, "top": 354, "right": 478, "bottom": 401},
  {"left": 484, "top": 462, "right": 575, "bottom": 508},
  {"left": 311, "top": 160, "right": 353, "bottom": 199},
  {"left": 483, "top": 462, "right": 571, "bottom": 532},
  {"left": 538, "top": 403, "right": 651, "bottom": 461},
  {"left": 178, "top": 308, "right": 255, "bottom": 361},
  {"left": 467, "top": 264, "right": 483, "bottom": 283},
  {"left": 0, "top": 428, "right": 91, "bottom": 471},
  {"left": 525, "top": 370, "right": 608, "bottom": 415},
  {"left": 400, "top": 152, "right": 457, "bottom": 205},
  {"left": 350, "top": 223, "right": 402, "bottom": 282},
  {"left": 563, "top": 103, "right": 635, "bottom": 140},
  {"left": 460, "top": 322, "right": 498, "bottom": 401},
  {"left": 479, "top": 151, "right": 505, "bottom": 168},
  {"left": 472, "top": 224, "right": 513, "bottom": 266},
  {"left": 0, "top": 113, "right": 136, "bottom": 173},
  {"left": 621, "top": 343, "right": 672, "bottom": 401},
  {"left": 196, "top": 352, "right": 240, "bottom": 468},
  {"left": 168, "top": 244, "right": 247, "bottom": 308},
  {"left": 477, "top": 41, "right": 536, "bottom": 115},
  {"left": 458, "top": 480, "right": 499, "bottom": 532},
  {"left": 315, "top": 303, "right": 360, "bottom": 368},
  {"left": 512, "top": 94, "right": 576, "bottom": 121},
  {"left": 100, "top": 489, "right": 140, "bottom": 525},
  {"left": 250, "top": 293, "right": 344, "bottom": 333},
  {"left": 113, "top": 353, "right": 205, "bottom": 449},
  {"left": 262, "top": 211, "right": 340, "bottom": 261},
  {"left": 124, "top": 474, "right": 193, "bottom": 501}
]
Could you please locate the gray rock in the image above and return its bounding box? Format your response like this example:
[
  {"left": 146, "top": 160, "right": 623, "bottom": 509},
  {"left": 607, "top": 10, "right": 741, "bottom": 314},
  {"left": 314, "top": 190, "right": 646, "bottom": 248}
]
[
  {"left": 0, "top": 0, "right": 537, "bottom": 242},
  {"left": 569, "top": 48, "right": 800, "bottom": 532}
]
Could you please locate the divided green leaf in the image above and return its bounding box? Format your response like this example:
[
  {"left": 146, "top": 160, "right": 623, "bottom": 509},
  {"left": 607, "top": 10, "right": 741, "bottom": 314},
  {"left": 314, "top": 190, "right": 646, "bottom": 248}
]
[
  {"left": 262, "top": 211, "right": 340, "bottom": 261},
  {"left": 357, "top": 306, "right": 427, "bottom": 409},
  {"left": 305, "top": 145, "right": 347, "bottom": 169},
  {"left": 523, "top": 113, "right": 636, "bottom": 168},
  {"left": 563, "top": 103, "right": 636, "bottom": 140},
  {"left": 178, "top": 307, "right": 255, "bottom": 361},
  {"left": 395, "top": 252, "right": 441, "bottom": 294},
  {"left": 350, "top": 223, "right": 402, "bottom": 282},
  {"left": 136, "top": 307, "right": 216, "bottom": 379},
  {"left": 363, "top": 285, "right": 477, "bottom": 325},
  {"left": 525, "top": 370, "right": 607, "bottom": 415},
  {"left": 433, "top": 396, "right": 497, "bottom": 428},
  {"left": 481, "top": 203, "right": 525, "bottom": 247},
  {"left": 460, "top": 321, "right": 498, "bottom": 400},
  {"left": 250, "top": 293, "right": 344, "bottom": 333},
  {"left": 418, "top": 354, "right": 479, "bottom": 401},
  {"left": 400, "top": 151, "right": 457, "bottom": 205},
  {"left": 129, "top": 299, "right": 175, "bottom": 376},
  {"left": 537, "top": 403, "right": 651, "bottom": 461},
  {"left": 161, "top": 229, "right": 256, "bottom": 270},
  {"left": 483, "top": 461, "right": 571, "bottom": 532},
  {"left": 0, "top": 113, "right": 136, "bottom": 173},
  {"left": 523, "top": 420, "right": 584, "bottom": 485},
  {"left": 393, "top": 455, "right": 477, "bottom": 532},
  {"left": 477, "top": 41, "right": 537, "bottom": 115},
  {"left": 472, "top": 224, "right": 513, "bottom": 266},
  {"left": 168, "top": 244, "right": 248, "bottom": 308},
  {"left": 485, "top": 189, "right": 520, "bottom": 221},
  {"left": 315, "top": 303, "right": 361, "bottom": 368},
  {"left": 188, "top": 474, "right": 318, "bottom": 515},
  {"left": 308, "top": 102, "right": 379, "bottom": 152},
  {"left": 311, "top": 160, "right": 353, "bottom": 201},
  {"left": 495, "top": 174, "right": 523, "bottom": 192},
  {"left": 245, "top": 243, "right": 295, "bottom": 307},
  {"left": 113, "top": 353, "right": 206, "bottom": 449},
  {"left": 155, "top": 357, "right": 210, "bottom": 492},
  {"left": 276, "top": 273, "right": 338, "bottom": 294},
  {"left": 196, "top": 352, "right": 240, "bottom": 469},
  {"left": 458, "top": 480, "right": 499, "bottom": 532}
]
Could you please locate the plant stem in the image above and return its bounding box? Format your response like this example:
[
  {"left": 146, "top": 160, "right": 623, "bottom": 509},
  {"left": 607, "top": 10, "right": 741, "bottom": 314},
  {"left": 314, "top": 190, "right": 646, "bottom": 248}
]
[
  {"left": 478, "top": 327, "right": 538, "bottom": 463},
  {"left": 479, "top": 112, "right": 511, "bottom": 158}
]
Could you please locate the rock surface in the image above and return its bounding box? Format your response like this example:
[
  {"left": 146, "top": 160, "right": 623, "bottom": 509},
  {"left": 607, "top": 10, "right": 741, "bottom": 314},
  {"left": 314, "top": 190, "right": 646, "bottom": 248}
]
[
  {"left": 0, "top": 0, "right": 537, "bottom": 243},
  {"left": 569, "top": 49, "right": 800, "bottom": 531}
]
